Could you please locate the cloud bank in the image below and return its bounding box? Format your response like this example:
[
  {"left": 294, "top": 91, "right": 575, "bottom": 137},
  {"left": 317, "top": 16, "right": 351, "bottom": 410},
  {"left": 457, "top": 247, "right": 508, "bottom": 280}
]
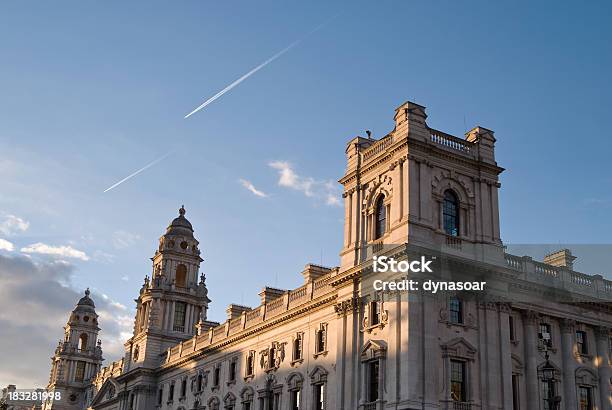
[
  {"left": 0, "top": 254, "right": 132, "bottom": 388},
  {"left": 21, "top": 243, "right": 90, "bottom": 261}
]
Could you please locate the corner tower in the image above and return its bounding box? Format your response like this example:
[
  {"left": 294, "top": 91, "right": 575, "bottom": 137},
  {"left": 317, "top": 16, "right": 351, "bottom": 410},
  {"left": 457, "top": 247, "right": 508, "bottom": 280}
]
[
  {"left": 123, "top": 206, "right": 210, "bottom": 372},
  {"left": 43, "top": 290, "right": 103, "bottom": 410},
  {"left": 339, "top": 101, "right": 505, "bottom": 270}
]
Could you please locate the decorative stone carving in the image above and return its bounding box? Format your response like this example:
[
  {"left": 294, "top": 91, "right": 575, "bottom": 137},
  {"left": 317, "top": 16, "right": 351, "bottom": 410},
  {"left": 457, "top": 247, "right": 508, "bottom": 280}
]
[{"left": 334, "top": 297, "right": 359, "bottom": 316}]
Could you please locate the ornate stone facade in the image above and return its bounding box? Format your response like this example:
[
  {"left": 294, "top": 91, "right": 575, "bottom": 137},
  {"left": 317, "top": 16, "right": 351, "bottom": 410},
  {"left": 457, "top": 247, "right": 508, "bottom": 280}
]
[{"left": 45, "top": 101, "right": 612, "bottom": 410}]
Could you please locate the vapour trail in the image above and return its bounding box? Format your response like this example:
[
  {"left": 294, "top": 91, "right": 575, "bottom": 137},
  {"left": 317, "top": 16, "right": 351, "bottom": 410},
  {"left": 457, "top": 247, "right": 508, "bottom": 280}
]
[
  {"left": 184, "top": 17, "right": 335, "bottom": 119},
  {"left": 103, "top": 151, "right": 173, "bottom": 193},
  {"left": 103, "top": 16, "right": 336, "bottom": 193}
]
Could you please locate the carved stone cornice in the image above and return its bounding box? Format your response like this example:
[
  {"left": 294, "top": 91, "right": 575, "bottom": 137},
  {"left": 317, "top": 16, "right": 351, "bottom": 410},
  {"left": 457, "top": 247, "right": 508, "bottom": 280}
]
[
  {"left": 334, "top": 297, "right": 359, "bottom": 316},
  {"left": 560, "top": 318, "right": 576, "bottom": 334},
  {"left": 521, "top": 309, "right": 540, "bottom": 325},
  {"left": 595, "top": 326, "right": 610, "bottom": 341}
]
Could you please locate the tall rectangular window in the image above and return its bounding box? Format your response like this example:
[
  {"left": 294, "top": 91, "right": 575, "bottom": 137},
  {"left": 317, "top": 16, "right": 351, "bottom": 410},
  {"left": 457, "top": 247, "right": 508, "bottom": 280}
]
[
  {"left": 314, "top": 384, "right": 325, "bottom": 410},
  {"left": 450, "top": 360, "right": 466, "bottom": 402},
  {"left": 169, "top": 383, "right": 174, "bottom": 401},
  {"left": 293, "top": 333, "right": 303, "bottom": 361},
  {"left": 75, "top": 361, "right": 86, "bottom": 382},
  {"left": 576, "top": 330, "right": 588, "bottom": 355},
  {"left": 157, "top": 387, "right": 163, "bottom": 405},
  {"left": 290, "top": 390, "right": 301, "bottom": 410},
  {"left": 509, "top": 316, "right": 516, "bottom": 341},
  {"left": 246, "top": 352, "right": 255, "bottom": 377},
  {"left": 368, "top": 361, "right": 379, "bottom": 402},
  {"left": 213, "top": 366, "right": 220, "bottom": 387},
  {"left": 180, "top": 378, "right": 186, "bottom": 397},
  {"left": 173, "top": 302, "right": 186, "bottom": 332},
  {"left": 579, "top": 386, "right": 592, "bottom": 410},
  {"left": 229, "top": 360, "right": 237, "bottom": 382},
  {"left": 539, "top": 323, "right": 552, "bottom": 347},
  {"left": 316, "top": 325, "right": 327, "bottom": 353},
  {"left": 370, "top": 301, "right": 380, "bottom": 326},
  {"left": 512, "top": 374, "right": 520, "bottom": 410},
  {"left": 449, "top": 297, "right": 463, "bottom": 324}
]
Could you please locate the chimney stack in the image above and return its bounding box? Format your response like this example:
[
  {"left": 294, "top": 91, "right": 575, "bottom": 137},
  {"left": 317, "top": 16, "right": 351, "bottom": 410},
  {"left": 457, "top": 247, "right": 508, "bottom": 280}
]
[{"left": 544, "top": 249, "right": 576, "bottom": 270}]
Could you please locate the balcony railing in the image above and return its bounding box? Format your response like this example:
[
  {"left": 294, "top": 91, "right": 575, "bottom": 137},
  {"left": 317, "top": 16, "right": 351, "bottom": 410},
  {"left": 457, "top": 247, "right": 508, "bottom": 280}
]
[
  {"left": 452, "top": 402, "right": 472, "bottom": 410},
  {"left": 362, "top": 402, "right": 378, "bottom": 410}
]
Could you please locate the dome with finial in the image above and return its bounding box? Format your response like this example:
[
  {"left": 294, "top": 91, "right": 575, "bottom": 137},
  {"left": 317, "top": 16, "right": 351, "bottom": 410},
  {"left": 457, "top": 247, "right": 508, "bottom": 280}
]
[
  {"left": 165, "top": 205, "right": 194, "bottom": 237},
  {"left": 77, "top": 288, "right": 95, "bottom": 308}
]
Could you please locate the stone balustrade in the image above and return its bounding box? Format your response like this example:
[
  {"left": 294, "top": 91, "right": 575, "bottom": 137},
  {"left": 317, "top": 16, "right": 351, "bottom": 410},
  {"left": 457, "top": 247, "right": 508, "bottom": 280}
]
[
  {"left": 164, "top": 269, "right": 338, "bottom": 364},
  {"left": 504, "top": 252, "right": 612, "bottom": 299},
  {"left": 430, "top": 129, "right": 473, "bottom": 154},
  {"left": 362, "top": 135, "right": 394, "bottom": 160}
]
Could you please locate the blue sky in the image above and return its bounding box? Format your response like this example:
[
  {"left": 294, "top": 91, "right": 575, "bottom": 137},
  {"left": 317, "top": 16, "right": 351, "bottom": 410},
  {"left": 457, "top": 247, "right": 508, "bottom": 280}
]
[{"left": 1, "top": 0, "right": 611, "bottom": 386}]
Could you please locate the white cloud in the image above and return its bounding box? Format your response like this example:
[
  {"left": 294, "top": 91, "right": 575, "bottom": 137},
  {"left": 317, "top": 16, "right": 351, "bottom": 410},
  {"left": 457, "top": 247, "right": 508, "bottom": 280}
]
[
  {"left": 92, "top": 250, "right": 115, "bottom": 264},
  {"left": 239, "top": 179, "right": 267, "bottom": 198},
  {"left": 21, "top": 243, "right": 90, "bottom": 261},
  {"left": 0, "top": 238, "right": 15, "bottom": 251},
  {"left": 112, "top": 230, "right": 141, "bottom": 249},
  {"left": 0, "top": 214, "right": 29, "bottom": 236},
  {"left": 0, "top": 254, "right": 133, "bottom": 388},
  {"left": 268, "top": 161, "right": 341, "bottom": 206},
  {"left": 121, "top": 275, "right": 129, "bottom": 282}
]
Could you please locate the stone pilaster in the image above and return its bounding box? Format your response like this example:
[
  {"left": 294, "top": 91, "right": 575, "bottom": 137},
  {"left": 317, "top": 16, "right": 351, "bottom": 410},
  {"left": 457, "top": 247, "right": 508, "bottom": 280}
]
[
  {"left": 521, "top": 310, "right": 540, "bottom": 405},
  {"left": 595, "top": 326, "right": 611, "bottom": 409},
  {"left": 560, "top": 318, "right": 577, "bottom": 410}
]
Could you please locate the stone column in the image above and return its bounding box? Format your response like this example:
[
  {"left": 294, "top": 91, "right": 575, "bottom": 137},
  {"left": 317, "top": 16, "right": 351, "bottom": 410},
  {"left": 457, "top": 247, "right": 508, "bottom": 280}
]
[
  {"left": 522, "top": 310, "right": 540, "bottom": 405},
  {"left": 343, "top": 191, "right": 352, "bottom": 247},
  {"left": 498, "top": 304, "right": 514, "bottom": 410},
  {"left": 595, "top": 326, "right": 611, "bottom": 409},
  {"left": 560, "top": 319, "right": 577, "bottom": 410}
]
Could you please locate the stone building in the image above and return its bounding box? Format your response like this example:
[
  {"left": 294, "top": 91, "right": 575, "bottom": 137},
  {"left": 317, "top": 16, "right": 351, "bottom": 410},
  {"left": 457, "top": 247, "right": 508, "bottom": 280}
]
[
  {"left": 42, "top": 290, "right": 104, "bottom": 410},
  {"left": 45, "top": 100, "right": 612, "bottom": 410}
]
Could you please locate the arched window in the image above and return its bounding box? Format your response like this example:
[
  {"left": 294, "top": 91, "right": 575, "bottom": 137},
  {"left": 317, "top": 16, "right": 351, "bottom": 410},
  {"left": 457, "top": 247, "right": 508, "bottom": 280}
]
[
  {"left": 443, "top": 190, "right": 460, "bottom": 237},
  {"left": 78, "top": 333, "right": 88, "bottom": 350},
  {"left": 374, "top": 196, "right": 386, "bottom": 240},
  {"left": 176, "top": 264, "right": 187, "bottom": 288}
]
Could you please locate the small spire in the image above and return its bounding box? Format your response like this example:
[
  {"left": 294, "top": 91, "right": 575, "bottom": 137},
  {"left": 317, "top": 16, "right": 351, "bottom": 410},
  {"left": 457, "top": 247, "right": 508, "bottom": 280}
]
[
  {"left": 85, "top": 288, "right": 90, "bottom": 297},
  {"left": 179, "top": 205, "right": 186, "bottom": 216}
]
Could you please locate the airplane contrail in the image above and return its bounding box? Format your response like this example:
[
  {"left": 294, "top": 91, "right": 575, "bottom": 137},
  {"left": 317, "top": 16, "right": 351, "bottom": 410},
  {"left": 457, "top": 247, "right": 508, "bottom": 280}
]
[
  {"left": 104, "top": 17, "right": 337, "bottom": 193},
  {"left": 184, "top": 17, "right": 335, "bottom": 119},
  {"left": 103, "top": 151, "right": 173, "bottom": 193}
]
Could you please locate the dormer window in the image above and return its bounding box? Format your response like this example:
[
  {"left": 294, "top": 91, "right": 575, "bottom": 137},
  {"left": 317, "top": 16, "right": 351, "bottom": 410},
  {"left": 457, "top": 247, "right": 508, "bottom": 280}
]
[
  {"left": 375, "top": 196, "right": 386, "bottom": 240},
  {"left": 443, "top": 190, "right": 460, "bottom": 236}
]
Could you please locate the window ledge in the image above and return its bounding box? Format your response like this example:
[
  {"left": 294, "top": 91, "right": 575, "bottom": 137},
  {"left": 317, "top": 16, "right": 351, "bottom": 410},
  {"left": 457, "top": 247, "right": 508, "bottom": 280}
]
[
  {"left": 290, "top": 358, "right": 304, "bottom": 367},
  {"left": 537, "top": 345, "right": 557, "bottom": 354},
  {"left": 313, "top": 350, "right": 328, "bottom": 359},
  {"left": 362, "top": 322, "right": 385, "bottom": 333},
  {"left": 226, "top": 379, "right": 236, "bottom": 386},
  {"left": 243, "top": 374, "right": 254, "bottom": 382},
  {"left": 575, "top": 353, "right": 592, "bottom": 360}
]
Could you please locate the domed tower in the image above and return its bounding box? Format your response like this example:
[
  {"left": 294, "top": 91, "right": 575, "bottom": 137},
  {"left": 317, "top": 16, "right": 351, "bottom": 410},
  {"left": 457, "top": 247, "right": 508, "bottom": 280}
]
[
  {"left": 123, "top": 205, "right": 210, "bottom": 372},
  {"left": 43, "top": 289, "right": 103, "bottom": 410}
]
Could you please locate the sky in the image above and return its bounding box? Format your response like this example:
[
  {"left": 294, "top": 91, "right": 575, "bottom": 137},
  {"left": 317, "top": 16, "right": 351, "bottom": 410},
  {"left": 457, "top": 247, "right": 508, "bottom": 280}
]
[{"left": 1, "top": 0, "right": 611, "bottom": 388}]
